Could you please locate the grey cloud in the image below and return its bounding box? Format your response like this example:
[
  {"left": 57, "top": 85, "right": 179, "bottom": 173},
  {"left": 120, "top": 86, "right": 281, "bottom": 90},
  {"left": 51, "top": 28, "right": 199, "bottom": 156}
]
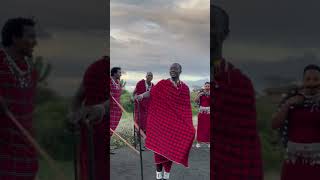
[
  {"left": 214, "top": 0, "right": 320, "bottom": 48},
  {"left": 0, "top": 0, "right": 108, "bottom": 31},
  {"left": 234, "top": 52, "right": 320, "bottom": 91}
]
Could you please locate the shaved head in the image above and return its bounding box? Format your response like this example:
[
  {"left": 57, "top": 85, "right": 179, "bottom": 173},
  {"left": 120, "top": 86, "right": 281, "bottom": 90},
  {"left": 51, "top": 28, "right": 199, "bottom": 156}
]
[
  {"left": 212, "top": 5, "right": 230, "bottom": 40},
  {"left": 146, "top": 71, "right": 153, "bottom": 83},
  {"left": 170, "top": 63, "right": 182, "bottom": 80},
  {"left": 211, "top": 4, "right": 229, "bottom": 62},
  {"left": 171, "top": 63, "right": 182, "bottom": 71}
]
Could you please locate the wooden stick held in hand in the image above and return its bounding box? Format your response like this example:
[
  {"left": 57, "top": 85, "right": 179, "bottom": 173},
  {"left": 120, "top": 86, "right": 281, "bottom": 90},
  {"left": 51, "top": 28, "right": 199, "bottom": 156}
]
[
  {"left": 6, "top": 111, "right": 68, "bottom": 180},
  {"left": 110, "top": 94, "right": 146, "bottom": 139},
  {"left": 110, "top": 128, "right": 140, "bottom": 154}
]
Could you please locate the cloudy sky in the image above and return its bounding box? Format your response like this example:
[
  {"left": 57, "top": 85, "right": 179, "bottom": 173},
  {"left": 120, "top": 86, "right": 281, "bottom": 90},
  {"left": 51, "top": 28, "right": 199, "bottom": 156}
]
[
  {"left": 111, "top": 0, "right": 210, "bottom": 91},
  {"left": 0, "top": 0, "right": 108, "bottom": 96},
  {"left": 214, "top": 0, "right": 320, "bottom": 91}
]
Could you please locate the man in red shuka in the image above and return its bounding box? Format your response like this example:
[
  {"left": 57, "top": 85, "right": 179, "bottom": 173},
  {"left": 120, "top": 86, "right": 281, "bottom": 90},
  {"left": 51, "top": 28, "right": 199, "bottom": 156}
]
[
  {"left": 136, "top": 63, "right": 195, "bottom": 180},
  {"left": 69, "top": 56, "right": 109, "bottom": 180},
  {"left": 133, "top": 72, "right": 154, "bottom": 133},
  {"left": 211, "top": 4, "right": 263, "bottom": 180},
  {"left": 110, "top": 67, "right": 123, "bottom": 136},
  {"left": 194, "top": 82, "right": 210, "bottom": 148},
  {"left": 0, "top": 17, "right": 39, "bottom": 180}
]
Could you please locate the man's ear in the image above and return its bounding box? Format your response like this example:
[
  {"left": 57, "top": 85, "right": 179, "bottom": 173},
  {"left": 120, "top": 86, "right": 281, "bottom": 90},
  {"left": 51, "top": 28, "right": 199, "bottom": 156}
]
[{"left": 12, "top": 35, "right": 19, "bottom": 45}]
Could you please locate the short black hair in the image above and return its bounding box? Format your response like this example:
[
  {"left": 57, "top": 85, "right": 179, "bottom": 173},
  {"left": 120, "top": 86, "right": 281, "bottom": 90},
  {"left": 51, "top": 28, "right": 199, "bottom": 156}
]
[
  {"left": 1, "top": 17, "right": 36, "bottom": 47},
  {"left": 211, "top": 5, "right": 230, "bottom": 39},
  {"left": 303, "top": 64, "right": 320, "bottom": 76},
  {"left": 205, "top": 82, "right": 210, "bottom": 85},
  {"left": 111, "top": 67, "right": 121, "bottom": 76},
  {"left": 171, "top": 63, "right": 182, "bottom": 71}
]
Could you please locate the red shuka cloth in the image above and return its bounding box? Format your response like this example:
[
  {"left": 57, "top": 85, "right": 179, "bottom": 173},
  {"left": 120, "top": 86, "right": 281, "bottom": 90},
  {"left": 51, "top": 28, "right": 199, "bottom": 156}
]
[
  {"left": 79, "top": 56, "right": 109, "bottom": 180},
  {"left": 281, "top": 107, "right": 320, "bottom": 180},
  {"left": 0, "top": 49, "right": 39, "bottom": 179},
  {"left": 145, "top": 79, "right": 195, "bottom": 167},
  {"left": 134, "top": 79, "right": 153, "bottom": 132},
  {"left": 196, "top": 94, "right": 210, "bottom": 143},
  {"left": 211, "top": 59, "right": 263, "bottom": 180},
  {"left": 110, "top": 77, "right": 122, "bottom": 136},
  {"left": 154, "top": 153, "right": 173, "bottom": 172}
]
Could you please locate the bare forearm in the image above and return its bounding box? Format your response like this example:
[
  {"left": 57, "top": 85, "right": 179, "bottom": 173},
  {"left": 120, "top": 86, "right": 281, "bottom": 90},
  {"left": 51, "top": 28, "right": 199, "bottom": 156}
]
[
  {"left": 194, "top": 94, "right": 201, "bottom": 102},
  {"left": 141, "top": 91, "right": 150, "bottom": 98},
  {"left": 271, "top": 104, "right": 289, "bottom": 129},
  {"left": 70, "top": 85, "right": 85, "bottom": 112}
]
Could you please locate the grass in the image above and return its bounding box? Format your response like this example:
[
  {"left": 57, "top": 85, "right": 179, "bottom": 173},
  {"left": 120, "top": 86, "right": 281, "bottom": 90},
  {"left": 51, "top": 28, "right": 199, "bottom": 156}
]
[
  {"left": 37, "top": 159, "right": 74, "bottom": 180},
  {"left": 256, "top": 96, "right": 283, "bottom": 175}
]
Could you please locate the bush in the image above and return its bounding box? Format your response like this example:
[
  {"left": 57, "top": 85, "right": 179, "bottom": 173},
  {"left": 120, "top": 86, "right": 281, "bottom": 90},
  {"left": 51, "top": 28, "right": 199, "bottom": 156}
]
[
  {"left": 256, "top": 96, "right": 284, "bottom": 171},
  {"left": 34, "top": 98, "right": 75, "bottom": 161},
  {"left": 121, "top": 91, "right": 134, "bottom": 112}
]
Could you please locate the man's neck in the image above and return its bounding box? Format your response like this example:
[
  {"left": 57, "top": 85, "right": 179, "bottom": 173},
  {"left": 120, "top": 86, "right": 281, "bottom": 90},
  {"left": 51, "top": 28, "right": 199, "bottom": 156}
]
[
  {"left": 171, "top": 77, "right": 180, "bottom": 83},
  {"left": 111, "top": 76, "right": 118, "bottom": 81},
  {"left": 5, "top": 47, "right": 24, "bottom": 62}
]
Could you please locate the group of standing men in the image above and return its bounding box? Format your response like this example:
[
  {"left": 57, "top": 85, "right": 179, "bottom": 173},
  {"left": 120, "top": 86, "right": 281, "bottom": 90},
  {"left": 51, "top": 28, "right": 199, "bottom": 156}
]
[
  {"left": 0, "top": 2, "right": 270, "bottom": 180},
  {"left": 110, "top": 63, "right": 211, "bottom": 180}
]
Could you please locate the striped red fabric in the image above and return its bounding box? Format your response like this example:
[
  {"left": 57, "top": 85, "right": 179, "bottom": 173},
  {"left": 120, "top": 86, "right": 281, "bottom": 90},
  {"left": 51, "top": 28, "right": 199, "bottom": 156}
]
[
  {"left": 134, "top": 79, "right": 153, "bottom": 132},
  {"left": 110, "top": 76, "right": 122, "bottom": 135},
  {"left": 212, "top": 59, "right": 263, "bottom": 180},
  {"left": 197, "top": 95, "right": 210, "bottom": 143},
  {"left": 145, "top": 79, "right": 195, "bottom": 167},
  {"left": 0, "top": 49, "right": 39, "bottom": 179},
  {"left": 281, "top": 106, "right": 320, "bottom": 180},
  {"left": 154, "top": 153, "right": 173, "bottom": 172},
  {"left": 79, "top": 56, "right": 109, "bottom": 180}
]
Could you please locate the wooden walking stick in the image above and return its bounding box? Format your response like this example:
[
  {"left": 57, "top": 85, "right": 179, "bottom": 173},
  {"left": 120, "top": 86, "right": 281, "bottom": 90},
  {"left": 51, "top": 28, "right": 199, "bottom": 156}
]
[
  {"left": 87, "top": 123, "right": 95, "bottom": 180},
  {"left": 110, "top": 94, "right": 146, "bottom": 139},
  {"left": 6, "top": 111, "right": 68, "bottom": 180},
  {"left": 137, "top": 100, "right": 144, "bottom": 180},
  {"left": 110, "top": 128, "right": 140, "bottom": 154}
]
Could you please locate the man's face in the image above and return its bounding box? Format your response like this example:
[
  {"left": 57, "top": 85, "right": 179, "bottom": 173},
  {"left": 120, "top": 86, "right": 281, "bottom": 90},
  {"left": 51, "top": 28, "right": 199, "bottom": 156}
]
[
  {"left": 204, "top": 83, "right": 210, "bottom": 91},
  {"left": 170, "top": 64, "right": 181, "bottom": 78},
  {"left": 115, "top": 69, "right": 122, "bottom": 79},
  {"left": 13, "top": 26, "right": 37, "bottom": 58},
  {"left": 303, "top": 69, "right": 320, "bottom": 95},
  {"left": 146, "top": 73, "right": 153, "bottom": 82},
  {"left": 211, "top": 6, "right": 228, "bottom": 60}
]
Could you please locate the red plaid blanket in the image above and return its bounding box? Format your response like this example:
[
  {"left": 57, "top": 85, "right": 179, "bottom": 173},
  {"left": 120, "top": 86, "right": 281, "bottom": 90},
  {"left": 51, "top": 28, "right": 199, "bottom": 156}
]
[
  {"left": 212, "top": 59, "right": 263, "bottom": 180},
  {"left": 80, "top": 56, "right": 109, "bottom": 180},
  {"left": 134, "top": 79, "right": 153, "bottom": 131},
  {"left": 145, "top": 79, "right": 195, "bottom": 167},
  {"left": 281, "top": 106, "right": 320, "bottom": 179},
  {"left": 197, "top": 95, "right": 210, "bottom": 143},
  {"left": 0, "top": 49, "right": 39, "bottom": 179},
  {"left": 110, "top": 76, "right": 122, "bottom": 135}
]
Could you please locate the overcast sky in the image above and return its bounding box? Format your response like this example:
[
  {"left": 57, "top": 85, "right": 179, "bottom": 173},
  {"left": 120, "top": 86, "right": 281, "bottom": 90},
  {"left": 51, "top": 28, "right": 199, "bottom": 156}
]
[
  {"left": 0, "top": 0, "right": 108, "bottom": 96},
  {"left": 3, "top": 0, "right": 316, "bottom": 94},
  {"left": 111, "top": 0, "right": 210, "bottom": 91},
  {"left": 214, "top": 0, "right": 320, "bottom": 91}
]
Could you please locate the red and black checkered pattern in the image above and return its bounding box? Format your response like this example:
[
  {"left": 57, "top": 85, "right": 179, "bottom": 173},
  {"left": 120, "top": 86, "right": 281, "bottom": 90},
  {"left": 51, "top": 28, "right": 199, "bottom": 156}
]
[
  {"left": 154, "top": 153, "right": 173, "bottom": 172},
  {"left": 110, "top": 76, "right": 122, "bottom": 136},
  {"left": 197, "top": 95, "right": 210, "bottom": 143},
  {"left": 145, "top": 79, "right": 195, "bottom": 167},
  {"left": 134, "top": 79, "right": 153, "bottom": 132},
  {"left": 212, "top": 59, "right": 263, "bottom": 180},
  {"left": 0, "top": 49, "right": 39, "bottom": 179},
  {"left": 79, "top": 56, "right": 109, "bottom": 180},
  {"left": 280, "top": 106, "right": 320, "bottom": 180}
]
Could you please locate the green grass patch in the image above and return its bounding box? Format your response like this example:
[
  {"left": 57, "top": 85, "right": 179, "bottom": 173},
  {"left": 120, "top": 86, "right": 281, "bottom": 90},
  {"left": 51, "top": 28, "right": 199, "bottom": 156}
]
[{"left": 37, "top": 159, "right": 74, "bottom": 180}]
